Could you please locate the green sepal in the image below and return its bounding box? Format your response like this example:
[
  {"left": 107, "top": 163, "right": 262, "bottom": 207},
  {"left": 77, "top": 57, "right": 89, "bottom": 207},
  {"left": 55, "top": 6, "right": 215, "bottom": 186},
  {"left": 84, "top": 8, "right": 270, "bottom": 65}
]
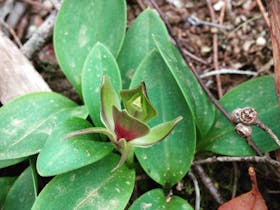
[
  {"left": 64, "top": 127, "right": 116, "bottom": 144},
  {"left": 101, "top": 76, "right": 121, "bottom": 131},
  {"left": 130, "top": 116, "right": 183, "bottom": 147},
  {"left": 120, "top": 82, "right": 157, "bottom": 122}
]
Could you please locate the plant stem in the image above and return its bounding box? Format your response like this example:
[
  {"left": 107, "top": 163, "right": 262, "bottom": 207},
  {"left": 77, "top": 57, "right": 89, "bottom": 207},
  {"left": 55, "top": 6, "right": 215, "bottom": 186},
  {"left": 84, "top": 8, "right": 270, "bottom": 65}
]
[{"left": 29, "top": 155, "right": 38, "bottom": 198}]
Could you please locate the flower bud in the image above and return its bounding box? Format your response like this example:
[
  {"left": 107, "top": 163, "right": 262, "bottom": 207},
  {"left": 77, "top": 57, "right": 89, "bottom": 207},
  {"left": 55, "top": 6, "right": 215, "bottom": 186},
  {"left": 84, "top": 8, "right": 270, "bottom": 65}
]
[
  {"left": 240, "top": 107, "right": 258, "bottom": 125},
  {"left": 231, "top": 108, "right": 242, "bottom": 123},
  {"left": 235, "top": 123, "right": 252, "bottom": 137}
]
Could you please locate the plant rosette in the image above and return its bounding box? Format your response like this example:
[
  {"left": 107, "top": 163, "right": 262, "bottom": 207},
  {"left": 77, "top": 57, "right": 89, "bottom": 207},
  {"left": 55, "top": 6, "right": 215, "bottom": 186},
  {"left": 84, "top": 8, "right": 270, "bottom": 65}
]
[{"left": 65, "top": 76, "right": 183, "bottom": 171}]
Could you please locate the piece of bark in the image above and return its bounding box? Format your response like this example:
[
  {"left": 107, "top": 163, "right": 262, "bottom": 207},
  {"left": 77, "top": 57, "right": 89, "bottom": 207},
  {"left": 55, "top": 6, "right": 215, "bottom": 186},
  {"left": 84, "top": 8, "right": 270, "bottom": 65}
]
[
  {"left": 0, "top": 30, "right": 51, "bottom": 104},
  {"left": 268, "top": 0, "right": 280, "bottom": 105}
]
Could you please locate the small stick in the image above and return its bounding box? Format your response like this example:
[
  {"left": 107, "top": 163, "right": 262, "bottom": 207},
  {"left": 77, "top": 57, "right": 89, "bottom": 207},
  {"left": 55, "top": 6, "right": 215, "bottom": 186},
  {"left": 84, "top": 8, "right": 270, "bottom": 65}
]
[
  {"left": 231, "top": 163, "right": 239, "bottom": 199},
  {"left": 1, "top": 21, "right": 22, "bottom": 47},
  {"left": 187, "top": 15, "right": 232, "bottom": 30},
  {"left": 21, "top": 11, "right": 57, "bottom": 58},
  {"left": 200, "top": 69, "right": 257, "bottom": 78},
  {"left": 255, "top": 120, "right": 280, "bottom": 147},
  {"left": 19, "top": 0, "right": 52, "bottom": 12},
  {"left": 182, "top": 48, "right": 208, "bottom": 65},
  {"left": 193, "top": 156, "right": 280, "bottom": 167},
  {"left": 194, "top": 165, "right": 224, "bottom": 204},
  {"left": 188, "top": 170, "right": 201, "bottom": 210},
  {"left": 206, "top": 0, "right": 223, "bottom": 98},
  {"left": 245, "top": 136, "right": 263, "bottom": 156},
  {"left": 256, "top": 0, "right": 271, "bottom": 29}
]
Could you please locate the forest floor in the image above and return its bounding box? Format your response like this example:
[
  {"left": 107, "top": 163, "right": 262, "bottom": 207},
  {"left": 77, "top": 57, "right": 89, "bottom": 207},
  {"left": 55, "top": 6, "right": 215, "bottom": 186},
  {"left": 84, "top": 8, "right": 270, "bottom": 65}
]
[{"left": 0, "top": 0, "right": 279, "bottom": 209}]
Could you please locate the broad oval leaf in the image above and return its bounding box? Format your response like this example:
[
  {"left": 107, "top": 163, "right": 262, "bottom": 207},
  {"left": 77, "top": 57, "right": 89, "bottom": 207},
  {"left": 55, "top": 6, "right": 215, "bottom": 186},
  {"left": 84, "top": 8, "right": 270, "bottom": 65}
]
[
  {"left": 0, "top": 158, "right": 26, "bottom": 169},
  {"left": 0, "top": 92, "right": 87, "bottom": 160},
  {"left": 202, "top": 75, "right": 280, "bottom": 155},
  {"left": 32, "top": 154, "right": 135, "bottom": 210},
  {"left": 129, "top": 189, "right": 193, "bottom": 210},
  {"left": 54, "top": 0, "right": 126, "bottom": 94},
  {"left": 0, "top": 177, "right": 16, "bottom": 208},
  {"left": 154, "top": 35, "right": 215, "bottom": 137},
  {"left": 117, "top": 8, "right": 170, "bottom": 88},
  {"left": 82, "top": 43, "right": 122, "bottom": 127},
  {"left": 37, "top": 117, "right": 114, "bottom": 176},
  {"left": 131, "top": 50, "right": 196, "bottom": 187},
  {"left": 3, "top": 167, "right": 35, "bottom": 210}
]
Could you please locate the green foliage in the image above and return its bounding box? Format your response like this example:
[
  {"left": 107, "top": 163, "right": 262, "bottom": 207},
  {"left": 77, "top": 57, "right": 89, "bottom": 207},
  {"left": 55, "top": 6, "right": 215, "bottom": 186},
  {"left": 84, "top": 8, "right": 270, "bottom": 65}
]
[
  {"left": 54, "top": 0, "right": 126, "bottom": 94},
  {"left": 0, "top": 92, "right": 87, "bottom": 160},
  {"left": 0, "top": 1, "right": 279, "bottom": 209},
  {"left": 32, "top": 154, "right": 135, "bottom": 210},
  {"left": 3, "top": 167, "right": 36, "bottom": 210},
  {"left": 129, "top": 189, "right": 193, "bottom": 210},
  {"left": 131, "top": 50, "right": 196, "bottom": 187},
  {"left": 117, "top": 8, "right": 170, "bottom": 88},
  {"left": 201, "top": 75, "right": 280, "bottom": 155},
  {"left": 0, "top": 177, "right": 16, "bottom": 208}
]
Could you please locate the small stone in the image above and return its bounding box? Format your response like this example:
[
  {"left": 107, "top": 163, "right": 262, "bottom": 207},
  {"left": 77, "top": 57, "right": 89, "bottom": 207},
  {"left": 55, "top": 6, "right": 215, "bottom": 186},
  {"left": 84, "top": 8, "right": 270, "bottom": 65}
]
[
  {"left": 256, "top": 37, "right": 266, "bottom": 46},
  {"left": 213, "top": 0, "right": 225, "bottom": 11},
  {"left": 201, "top": 46, "right": 212, "bottom": 55},
  {"left": 235, "top": 123, "right": 253, "bottom": 137}
]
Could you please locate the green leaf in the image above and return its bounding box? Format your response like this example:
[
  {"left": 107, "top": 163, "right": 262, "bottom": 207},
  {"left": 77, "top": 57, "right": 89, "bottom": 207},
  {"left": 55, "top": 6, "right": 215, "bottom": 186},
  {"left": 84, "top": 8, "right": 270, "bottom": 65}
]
[
  {"left": 82, "top": 43, "right": 122, "bottom": 127},
  {"left": 202, "top": 75, "right": 280, "bottom": 155},
  {"left": 117, "top": 8, "right": 170, "bottom": 88},
  {"left": 0, "top": 177, "right": 16, "bottom": 208},
  {"left": 54, "top": 0, "right": 126, "bottom": 94},
  {"left": 131, "top": 50, "right": 196, "bottom": 187},
  {"left": 0, "top": 92, "right": 87, "bottom": 160},
  {"left": 32, "top": 154, "right": 135, "bottom": 210},
  {"left": 3, "top": 167, "right": 35, "bottom": 210},
  {"left": 129, "top": 189, "right": 193, "bottom": 210},
  {"left": 37, "top": 117, "right": 114, "bottom": 176},
  {"left": 0, "top": 158, "right": 26, "bottom": 169},
  {"left": 154, "top": 35, "right": 215, "bottom": 137}
]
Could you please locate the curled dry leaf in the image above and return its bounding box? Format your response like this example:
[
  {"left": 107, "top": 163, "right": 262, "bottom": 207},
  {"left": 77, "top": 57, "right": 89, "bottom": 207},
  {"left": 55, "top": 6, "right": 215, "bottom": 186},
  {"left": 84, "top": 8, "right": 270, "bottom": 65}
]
[{"left": 218, "top": 167, "right": 268, "bottom": 210}]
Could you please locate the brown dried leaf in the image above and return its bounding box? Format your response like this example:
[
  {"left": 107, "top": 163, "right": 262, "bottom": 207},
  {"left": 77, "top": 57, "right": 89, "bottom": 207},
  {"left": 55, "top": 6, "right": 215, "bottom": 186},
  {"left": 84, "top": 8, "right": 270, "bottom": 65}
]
[{"left": 218, "top": 167, "right": 268, "bottom": 210}]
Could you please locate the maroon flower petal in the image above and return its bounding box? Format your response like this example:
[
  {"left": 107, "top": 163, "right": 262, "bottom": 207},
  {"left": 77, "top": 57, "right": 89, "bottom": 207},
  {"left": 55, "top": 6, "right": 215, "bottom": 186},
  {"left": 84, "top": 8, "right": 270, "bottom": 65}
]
[{"left": 113, "top": 106, "right": 149, "bottom": 141}]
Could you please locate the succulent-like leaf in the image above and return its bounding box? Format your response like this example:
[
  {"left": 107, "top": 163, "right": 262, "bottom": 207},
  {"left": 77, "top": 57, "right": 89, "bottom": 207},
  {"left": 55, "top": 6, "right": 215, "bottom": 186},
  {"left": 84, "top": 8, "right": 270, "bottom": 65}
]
[
  {"left": 131, "top": 50, "right": 196, "bottom": 187},
  {"left": 54, "top": 0, "right": 126, "bottom": 94},
  {"left": 82, "top": 43, "right": 122, "bottom": 127},
  {"left": 37, "top": 118, "right": 114, "bottom": 176},
  {"left": 113, "top": 106, "right": 149, "bottom": 141},
  {"left": 154, "top": 35, "right": 215, "bottom": 137},
  {"left": 121, "top": 82, "right": 157, "bottom": 122},
  {"left": 129, "top": 189, "right": 193, "bottom": 210},
  {"left": 0, "top": 92, "right": 87, "bottom": 160},
  {"left": 117, "top": 8, "right": 170, "bottom": 88},
  {"left": 131, "top": 116, "right": 183, "bottom": 147},
  {"left": 4, "top": 167, "right": 36, "bottom": 210},
  {"left": 101, "top": 76, "right": 121, "bottom": 131},
  {"left": 31, "top": 154, "right": 135, "bottom": 210}
]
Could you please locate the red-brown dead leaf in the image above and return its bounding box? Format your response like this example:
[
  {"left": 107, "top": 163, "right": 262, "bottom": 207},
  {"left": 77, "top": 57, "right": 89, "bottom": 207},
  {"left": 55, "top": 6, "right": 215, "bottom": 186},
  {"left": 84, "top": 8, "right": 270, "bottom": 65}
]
[{"left": 218, "top": 167, "right": 268, "bottom": 210}]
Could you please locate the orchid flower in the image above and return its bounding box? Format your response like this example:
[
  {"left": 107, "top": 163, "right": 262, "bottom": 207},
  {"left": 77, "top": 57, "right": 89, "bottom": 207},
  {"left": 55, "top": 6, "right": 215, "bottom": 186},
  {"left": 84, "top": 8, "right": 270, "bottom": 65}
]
[{"left": 65, "top": 76, "right": 183, "bottom": 171}]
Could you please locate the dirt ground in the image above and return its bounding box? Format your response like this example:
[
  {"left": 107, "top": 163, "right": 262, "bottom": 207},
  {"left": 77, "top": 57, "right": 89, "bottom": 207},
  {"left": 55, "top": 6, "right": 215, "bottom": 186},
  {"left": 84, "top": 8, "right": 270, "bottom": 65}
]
[{"left": 0, "top": 0, "right": 279, "bottom": 209}]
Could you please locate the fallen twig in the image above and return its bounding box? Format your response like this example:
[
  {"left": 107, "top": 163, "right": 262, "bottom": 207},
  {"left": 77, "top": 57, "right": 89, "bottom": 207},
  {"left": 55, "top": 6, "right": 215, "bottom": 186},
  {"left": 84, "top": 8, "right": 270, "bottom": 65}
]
[
  {"left": 188, "top": 170, "right": 201, "bottom": 210},
  {"left": 206, "top": 0, "right": 223, "bottom": 98},
  {"left": 256, "top": 0, "right": 271, "bottom": 29},
  {"left": 200, "top": 69, "right": 257, "bottom": 78},
  {"left": 21, "top": 11, "right": 57, "bottom": 59},
  {"left": 193, "top": 156, "right": 280, "bottom": 168},
  {"left": 194, "top": 165, "right": 224, "bottom": 204}
]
